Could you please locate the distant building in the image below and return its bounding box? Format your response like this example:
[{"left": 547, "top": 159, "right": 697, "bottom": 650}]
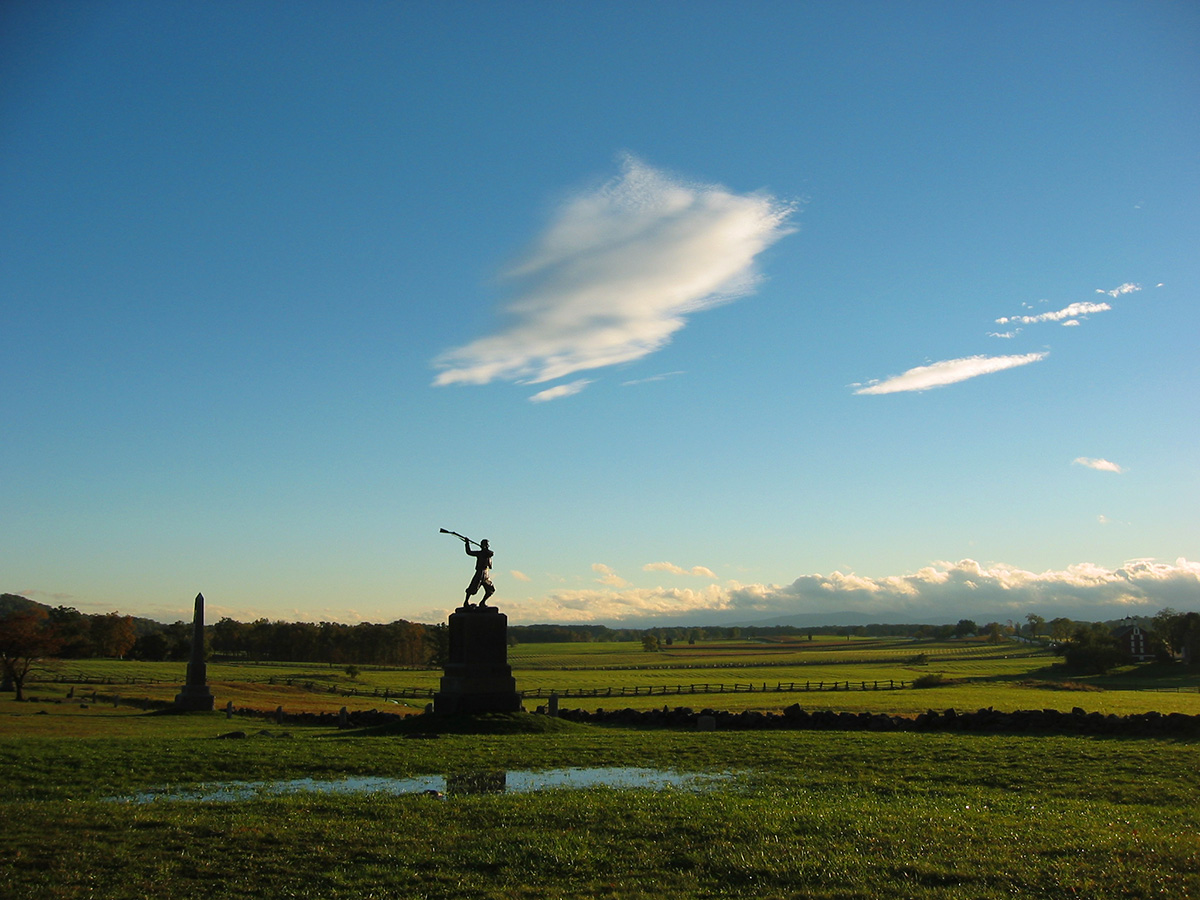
[{"left": 1112, "top": 618, "right": 1154, "bottom": 663}]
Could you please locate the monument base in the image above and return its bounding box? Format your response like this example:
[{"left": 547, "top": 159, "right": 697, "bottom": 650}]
[
  {"left": 433, "top": 606, "right": 522, "bottom": 715},
  {"left": 173, "top": 685, "right": 215, "bottom": 711}
]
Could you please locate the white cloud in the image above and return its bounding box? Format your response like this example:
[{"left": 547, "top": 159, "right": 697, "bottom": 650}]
[
  {"left": 1073, "top": 457, "right": 1124, "bottom": 474},
  {"left": 528, "top": 379, "right": 592, "bottom": 403},
  {"left": 995, "top": 301, "right": 1111, "bottom": 326},
  {"left": 503, "top": 558, "right": 1200, "bottom": 623},
  {"left": 621, "top": 370, "right": 685, "bottom": 387},
  {"left": 644, "top": 561, "right": 718, "bottom": 579},
  {"left": 1097, "top": 282, "right": 1141, "bottom": 298},
  {"left": 854, "top": 353, "right": 1047, "bottom": 395},
  {"left": 987, "top": 329, "right": 1021, "bottom": 339},
  {"left": 592, "top": 563, "right": 630, "bottom": 588},
  {"left": 509, "top": 570, "right": 531, "bottom": 582},
  {"left": 432, "top": 155, "right": 794, "bottom": 395}
]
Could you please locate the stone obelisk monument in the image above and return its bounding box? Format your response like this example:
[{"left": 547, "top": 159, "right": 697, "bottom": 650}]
[
  {"left": 174, "top": 592, "right": 215, "bottom": 711},
  {"left": 434, "top": 531, "right": 522, "bottom": 715}
]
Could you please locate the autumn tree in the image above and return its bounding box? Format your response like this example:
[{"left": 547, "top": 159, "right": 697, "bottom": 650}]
[
  {"left": 89, "top": 612, "right": 137, "bottom": 658},
  {"left": 0, "top": 608, "right": 61, "bottom": 701}
]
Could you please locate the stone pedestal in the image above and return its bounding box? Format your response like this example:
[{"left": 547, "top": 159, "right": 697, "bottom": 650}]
[{"left": 433, "top": 607, "right": 522, "bottom": 715}]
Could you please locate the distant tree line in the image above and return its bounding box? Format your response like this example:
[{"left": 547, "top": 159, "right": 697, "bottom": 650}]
[
  {"left": 0, "top": 594, "right": 147, "bottom": 661},
  {"left": 208, "top": 617, "right": 431, "bottom": 666},
  {"left": 1053, "top": 608, "right": 1200, "bottom": 674},
  {"left": 0, "top": 593, "right": 435, "bottom": 672},
  {"left": 3, "top": 592, "right": 1198, "bottom": 698}
]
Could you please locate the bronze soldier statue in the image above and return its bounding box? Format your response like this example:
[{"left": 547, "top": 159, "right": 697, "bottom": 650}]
[{"left": 463, "top": 537, "right": 495, "bottom": 608}]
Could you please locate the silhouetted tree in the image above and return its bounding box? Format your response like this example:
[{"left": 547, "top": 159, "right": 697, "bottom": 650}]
[
  {"left": 128, "top": 631, "right": 170, "bottom": 661},
  {"left": 0, "top": 608, "right": 61, "bottom": 701},
  {"left": 426, "top": 623, "right": 449, "bottom": 668},
  {"left": 1049, "top": 617, "right": 1075, "bottom": 642},
  {"left": 48, "top": 606, "right": 92, "bottom": 657},
  {"left": 1025, "top": 613, "right": 1045, "bottom": 638},
  {"left": 1153, "top": 609, "right": 1200, "bottom": 665},
  {"left": 1055, "top": 623, "right": 1126, "bottom": 675}
]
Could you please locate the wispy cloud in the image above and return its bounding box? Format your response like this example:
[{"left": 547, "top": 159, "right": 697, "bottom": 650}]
[
  {"left": 854, "top": 353, "right": 1046, "bottom": 395},
  {"left": 504, "top": 558, "right": 1200, "bottom": 623},
  {"left": 16, "top": 588, "right": 75, "bottom": 603},
  {"left": 995, "top": 300, "right": 1111, "bottom": 326},
  {"left": 644, "top": 561, "right": 718, "bottom": 579},
  {"left": 529, "top": 379, "right": 592, "bottom": 403},
  {"left": 432, "top": 155, "right": 794, "bottom": 399},
  {"left": 621, "top": 370, "right": 685, "bottom": 387},
  {"left": 510, "top": 570, "right": 531, "bottom": 582},
  {"left": 1074, "top": 457, "right": 1124, "bottom": 474},
  {"left": 987, "top": 328, "right": 1021, "bottom": 339},
  {"left": 1097, "top": 282, "right": 1141, "bottom": 298},
  {"left": 592, "top": 563, "right": 630, "bottom": 588}
]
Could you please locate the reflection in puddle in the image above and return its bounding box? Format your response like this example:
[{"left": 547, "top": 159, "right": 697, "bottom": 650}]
[{"left": 110, "top": 767, "right": 731, "bottom": 803}]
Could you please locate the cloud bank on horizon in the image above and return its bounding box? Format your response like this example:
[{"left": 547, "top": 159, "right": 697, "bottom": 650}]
[
  {"left": 505, "top": 558, "right": 1200, "bottom": 624},
  {"left": 432, "top": 155, "right": 794, "bottom": 400}
]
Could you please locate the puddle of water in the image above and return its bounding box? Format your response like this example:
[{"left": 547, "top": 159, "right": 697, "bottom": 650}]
[{"left": 109, "top": 767, "right": 732, "bottom": 804}]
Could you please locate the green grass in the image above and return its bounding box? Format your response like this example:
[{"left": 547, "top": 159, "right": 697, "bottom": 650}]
[
  {"left": 9, "top": 641, "right": 1197, "bottom": 898},
  {"left": 508, "top": 637, "right": 1045, "bottom": 669},
  {"left": 2, "top": 706, "right": 1197, "bottom": 899},
  {"left": 27, "top": 639, "right": 1200, "bottom": 720}
]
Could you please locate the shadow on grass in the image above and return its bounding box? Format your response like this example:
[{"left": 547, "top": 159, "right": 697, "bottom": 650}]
[
  {"left": 945, "top": 659, "right": 1199, "bottom": 690},
  {"left": 329, "top": 711, "right": 590, "bottom": 738}
]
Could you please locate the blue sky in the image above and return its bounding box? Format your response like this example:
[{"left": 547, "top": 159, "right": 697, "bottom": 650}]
[{"left": 3, "top": 1, "right": 1198, "bottom": 627}]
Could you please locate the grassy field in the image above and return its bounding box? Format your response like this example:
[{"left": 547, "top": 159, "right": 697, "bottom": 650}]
[
  {"left": 2, "top": 700, "right": 1197, "bottom": 899},
  {"left": 29, "top": 637, "right": 1200, "bottom": 718},
  {"left": 4, "top": 640, "right": 1198, "bottom": 897}
]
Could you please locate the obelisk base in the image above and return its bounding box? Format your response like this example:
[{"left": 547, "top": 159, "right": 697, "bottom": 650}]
[
  {"left": 173, "top": 685, "right": 215, "bottom": 711},
  {"left": 433, "top": 607, "right": 522, "bottom": 715}
]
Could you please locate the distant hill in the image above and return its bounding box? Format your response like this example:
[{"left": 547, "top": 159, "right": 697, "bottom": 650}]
[
  {"left": 0, "top": 593, "right": 165, "bottom": 636},
  {"left": 0, "top": 593, "right": 41, "bottom": 616},
  {"left": 733, "top": 610, "right": 918, "bottom": 629}
]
